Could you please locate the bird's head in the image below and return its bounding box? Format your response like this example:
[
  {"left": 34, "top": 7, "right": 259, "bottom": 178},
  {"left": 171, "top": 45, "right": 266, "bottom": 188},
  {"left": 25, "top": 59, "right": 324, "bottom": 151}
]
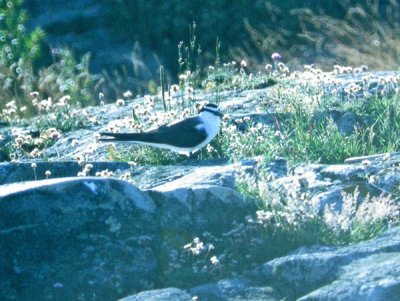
[{"left": 198, "top": 103, "right": 223, "bottom": 118}]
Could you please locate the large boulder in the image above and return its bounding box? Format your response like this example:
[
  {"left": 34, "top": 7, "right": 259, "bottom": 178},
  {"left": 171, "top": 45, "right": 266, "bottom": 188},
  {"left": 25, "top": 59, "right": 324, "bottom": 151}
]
[{"left": 0, "top": 177, "right": 158, "bottom": 301}]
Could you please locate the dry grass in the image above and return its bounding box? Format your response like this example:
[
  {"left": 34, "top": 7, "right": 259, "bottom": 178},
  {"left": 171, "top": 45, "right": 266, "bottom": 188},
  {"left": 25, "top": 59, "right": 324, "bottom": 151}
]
[{"left": 233, "top": 0, "right": 400, "bottom": 71}]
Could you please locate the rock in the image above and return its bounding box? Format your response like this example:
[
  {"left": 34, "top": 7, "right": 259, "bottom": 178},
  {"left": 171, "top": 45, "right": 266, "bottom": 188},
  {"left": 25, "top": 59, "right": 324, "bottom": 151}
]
[
  {"left": 145, "top": 163, "right": 257, "bottom": 289},
  {"left": 1, "top": 78, "right": 400, "bottom": 301},
  {"left": 265, "top": 154, "right": 400, "bottom": 214},
  {"left": 0, "top": 149, "right": 10, "bottom": 162},
  {"left": 369, "top": 166, "right": 400, "bottom": 194},
  {"left": 344, "top": 152, "right": 400, "bottom": 164},
  {"left": 129, "top": 159, "right": 232, "bottom": 190},
  {"left": 299, "top": 252, "right": 400, "bottom": 301},
  {"left": 150, "top": 163, "right": 237, "bottom": 191},
  {"left": 118, "top": 227, "right": 400, "bottom": 301},
  {"left": 119, "top": 287, "right": 192, "bottom": 301},
  {"left": 0, "top": 160, "right": 264, "bottom": 300},
  {"left": 150, "top": 184, "right": 250, "bottom": 235},
  {"left": 330, "top": 111, "right": 357, "bottom": 136},
  {"left": 310, "top": 186, "right": 346, "bottom": 212},
  {"left": 0, "top": 177, "right": 158, "bottom": 301},
  {"left": 318, "top": 164, "right": 376, "bottom": 182},
  {"left": 250, "top": 227, "right": 400, "bottom": 300},
  {"left": 189, "top": 278, "right": 282, "bottom": 301},
  {"left": 0, "top": 161, "right": 130, "bottom": 185},
  {"left": 147, "top": 161, "right": 256, "bottom": 235},
  {"left": 264, "top": 157, "right": 288, "bottom": 179}
]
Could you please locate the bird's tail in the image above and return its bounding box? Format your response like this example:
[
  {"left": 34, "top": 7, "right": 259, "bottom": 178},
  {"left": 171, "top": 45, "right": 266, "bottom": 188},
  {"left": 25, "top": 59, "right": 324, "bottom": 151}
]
[{"left": 98, "top": 132, "right": 160, "bottom": 143}]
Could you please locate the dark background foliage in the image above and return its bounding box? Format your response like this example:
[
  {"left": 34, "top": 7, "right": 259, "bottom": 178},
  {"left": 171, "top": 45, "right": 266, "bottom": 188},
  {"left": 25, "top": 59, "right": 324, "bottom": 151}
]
[
  {"left": 98, "top": 0, "right": 398, "bottom": 75},
  {"left": 0, "top": 0, "right": 393, "bottom": 103}
]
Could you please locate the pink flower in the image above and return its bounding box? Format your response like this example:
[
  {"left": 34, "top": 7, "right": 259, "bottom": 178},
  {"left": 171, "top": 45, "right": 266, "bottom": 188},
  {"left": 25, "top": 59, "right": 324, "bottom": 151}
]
[{"left": 271, "top": 52, "right": 282, "bottom": 61}]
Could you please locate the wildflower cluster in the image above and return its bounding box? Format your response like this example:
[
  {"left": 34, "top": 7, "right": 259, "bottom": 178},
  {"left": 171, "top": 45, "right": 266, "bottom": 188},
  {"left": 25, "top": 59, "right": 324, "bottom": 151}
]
[
  {"left": 95, "top": 169, "right": 115, "bottom": 177},
  {"left": 2, "top": 91, "right": 101, "bottom": 161},
  {"left": 7, "top": 127, "right": 61, "bottom": 160},
  {"left": 184, "top": 237, "right": 215, "bottom": 257},
  {"left": 77, "top": 163, "right": 93, "bottom": 177},
  {"left": 162, "top": 235, "right": 222, "bottom": 287},
  {"left": 203, "top": 60, "right": 276, "bottom": 93},
  {"left": 286, "top": 64, "right": 400, "bottom": 106},
  {"left": 324, "top": 188, "right": 400, "bottom": 242},
  {"left": 30, "top": 93, "right": 97, "bottom": 133},
  {"left": 1, "top": 91, "right": 97, "bottom": 134},
  {"left": 252, "top": 189, "right": 316, "bottom": 232}
]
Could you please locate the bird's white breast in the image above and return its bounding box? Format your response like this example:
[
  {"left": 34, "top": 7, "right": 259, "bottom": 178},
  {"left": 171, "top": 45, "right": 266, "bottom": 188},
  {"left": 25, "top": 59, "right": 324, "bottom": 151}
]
[{"left": 198, "top": 111, "right": 221, "bottom": 145}]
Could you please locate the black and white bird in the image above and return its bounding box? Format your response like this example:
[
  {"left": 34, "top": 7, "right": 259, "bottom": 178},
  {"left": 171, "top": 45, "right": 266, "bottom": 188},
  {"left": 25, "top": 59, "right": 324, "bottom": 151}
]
[{"left": 98, "top": 103, "right": 222, "bottom": 155}]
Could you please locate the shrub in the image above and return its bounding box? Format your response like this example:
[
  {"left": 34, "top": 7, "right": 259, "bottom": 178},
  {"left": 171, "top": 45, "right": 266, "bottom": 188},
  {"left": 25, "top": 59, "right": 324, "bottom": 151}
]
[
  {"left": 0, "top": 0, "right": 103, "bottom": 120},
  {"left": 0, "top": 0, "right": 44, "bottom": 108}
]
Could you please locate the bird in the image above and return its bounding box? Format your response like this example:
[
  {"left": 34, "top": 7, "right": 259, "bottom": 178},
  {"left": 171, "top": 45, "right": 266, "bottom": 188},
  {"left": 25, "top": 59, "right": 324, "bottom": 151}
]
[{"left": 98, "top": 103, "right": 223, "bottom": 156}]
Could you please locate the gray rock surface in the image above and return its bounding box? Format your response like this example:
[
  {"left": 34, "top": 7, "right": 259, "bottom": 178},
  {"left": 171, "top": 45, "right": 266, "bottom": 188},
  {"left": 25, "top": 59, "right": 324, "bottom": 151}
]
[
  {"left": 118, "top": 288, "right": 192, "bottom": 301},
  {"left": 0, "top": 177, "right": 158, "bottom": 301},
  {"left": 250, "top": 227, "right": 400, "bottom": 301},
  {"left": 1, "top": 81, "right": 400, "bottom": 300},
  {"left": 266, "top": 152, "right": 400, "bottom": 213},
  {"left": 119, "top": 227, "right": 400, "bottom": 301},
  {"left": 299, "top": 252, "right": 400, "bottom": 301},
  {"left": 0, "top": 170, "right": 257, "bottom": 301},
  {"left": 189, "top": 278, "right": 281, "bottom": 301},
  {"left": 0, "top": 161, "right": 130, "bottom": 184}
]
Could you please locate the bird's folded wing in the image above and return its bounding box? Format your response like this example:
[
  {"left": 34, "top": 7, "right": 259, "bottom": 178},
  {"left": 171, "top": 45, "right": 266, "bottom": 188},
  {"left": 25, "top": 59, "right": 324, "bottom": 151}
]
[
  {"left": 146, "top": 116, "right": 208, "bottom": 147},
  {"left": 99, "top": 116, "right": 208, "bottom": 148}
]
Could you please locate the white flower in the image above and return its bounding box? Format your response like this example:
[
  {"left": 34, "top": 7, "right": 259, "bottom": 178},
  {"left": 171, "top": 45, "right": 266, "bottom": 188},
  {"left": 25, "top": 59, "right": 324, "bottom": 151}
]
[
  {"left": 210, "top": 256, "right": 220, "bottom": 266},
  {"left": 116, "top": 98, "right": 125, "bottom": 106},
  {"left": 123, "top": 90, "right": 133, "bottom": 98}
]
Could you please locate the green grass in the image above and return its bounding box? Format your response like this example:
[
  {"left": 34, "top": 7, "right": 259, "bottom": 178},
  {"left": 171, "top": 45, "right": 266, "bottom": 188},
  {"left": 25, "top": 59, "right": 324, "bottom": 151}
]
[{"left": 107, "top": 144, "right": 185, "bottom": 165}]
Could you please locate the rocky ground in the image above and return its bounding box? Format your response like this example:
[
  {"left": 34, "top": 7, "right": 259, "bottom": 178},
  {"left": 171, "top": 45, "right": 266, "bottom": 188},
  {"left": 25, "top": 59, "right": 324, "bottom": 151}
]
[{"left": 1, "top": 72, "right": 400, "bottom": 300}]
